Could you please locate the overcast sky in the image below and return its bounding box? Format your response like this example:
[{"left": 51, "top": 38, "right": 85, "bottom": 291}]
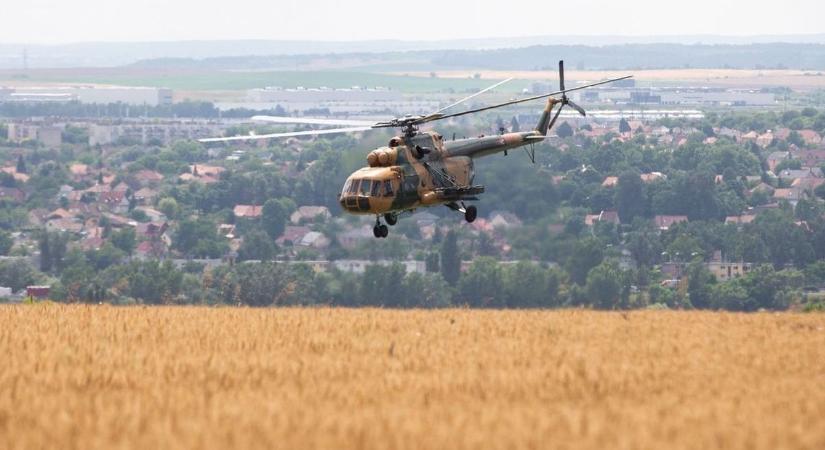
[{"left": 4, "top": 0, "right": 824, "bottom": 44}]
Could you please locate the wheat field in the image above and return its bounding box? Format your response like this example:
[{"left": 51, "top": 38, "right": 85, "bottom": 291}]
[{"left": 1, "top": 305, "right": 824, "bottom": 450}]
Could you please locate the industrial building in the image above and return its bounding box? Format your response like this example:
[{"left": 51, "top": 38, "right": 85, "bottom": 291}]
[
  {"left": 592, "top": 88, "right": 776, "bottom": 107},
  {"left": 0, "top": 86, "right": 173, "bottom": 106},
  {"left": 223, "top": 86, "right": 438, "bottom": 115},
  {"left": 248, "top": 86, "right": 401, "bottom": 103}
]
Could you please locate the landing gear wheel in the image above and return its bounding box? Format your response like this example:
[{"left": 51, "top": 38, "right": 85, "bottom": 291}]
[
  {"left": 373, "top": 224, "right": 389, "bottom": 238},
  {"left": 464, "top": 205, "right": 477, "bottom": 223},
  {"left": 384, "top": 213, "right": 398, "bottom": 226}
]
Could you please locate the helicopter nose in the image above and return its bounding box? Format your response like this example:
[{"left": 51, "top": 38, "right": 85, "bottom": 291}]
[{"left": 339, "top": 195, "right": 360, "bottom": 212}]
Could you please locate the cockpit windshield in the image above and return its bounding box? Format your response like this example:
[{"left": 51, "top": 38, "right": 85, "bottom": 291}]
[
  {"left": 358, "top": 179, "right": 370, "bottom": 196},
  {"left": 343, "top": 178, "right": 394, "bottom": 198}
]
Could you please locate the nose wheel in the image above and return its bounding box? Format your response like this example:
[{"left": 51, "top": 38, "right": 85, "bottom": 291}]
[{"left": 373, "top": 217, "right": 389, "bottom": 238}]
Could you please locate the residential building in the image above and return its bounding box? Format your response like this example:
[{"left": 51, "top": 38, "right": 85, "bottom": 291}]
[
  {"left": 653, "top": 215, "right": 688, "bottom": 231},
  {"left": 290, "top": 206, "right": 331, "bottom": 224},
  {"left": 233, "top": 205, "right": 263, "bottom": 219}
]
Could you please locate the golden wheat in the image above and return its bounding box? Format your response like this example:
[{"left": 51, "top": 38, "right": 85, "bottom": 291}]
[{"left": 0, "top": 305, "right": 823, "bottom": 450}]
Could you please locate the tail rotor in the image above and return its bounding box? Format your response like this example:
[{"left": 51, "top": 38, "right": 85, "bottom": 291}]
[{"left": 559, "top": 60, "right": 586, "bottom": 117}]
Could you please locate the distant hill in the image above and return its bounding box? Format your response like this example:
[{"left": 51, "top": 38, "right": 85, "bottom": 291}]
[
  {"left": 128, "top": 43, "right": 825, "bottom": 72},
  {"left": 1, "top": 35, "right": 825, "bottom": 69}
]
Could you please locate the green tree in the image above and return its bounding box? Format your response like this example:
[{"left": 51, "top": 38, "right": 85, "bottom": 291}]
[
  {"left": 174, "top": 217, "right": 228, "bottom": 258},
  {"left": 774, "top": 159, "right": 802, "bottom": 172},
  {"left": 737, "top": 265, "right": 803, "bottom": 311},
  {"left": 425, "top": 252, "right": 440, "bottom": 273},
  {"left": 58, "top": 249, "right": 101, "bottom": 302},
  {"left": 565, "top": 237, "right": 605, "bottom": 285},
  {"left": 665, "top": 234, "right": 705, "bottom": 261},
  {"left": 510, "top": 116, "right": 520, "bottom": 132},
  {"left": 158, "top": 197, "right": 180, "bottom": 220},
  {"left": 503, "top": 262, "right": 561, "bottom": 308},
  {"left": 37, "top": 230, "right": 68, "bottom": 273},
  {"left": 126, "top": 260, "right": 183, "bottom": 304},
  {"left": 0, "top": 230, "right": 13, "bottom": 255},
  {"left": 110, "top": 228, "right": 136, "bottom": 255},
  {"left": 15, "top": 154, "right": 26, "bottom": 174},
  {"left": 235, "top": 262, "right": 289, "bottom": 306},
  {"left": 400, "top": 272, "right": 452, "bottom": 308},
  {"left": 171, "top": 140, "right": 207, "bottom": 163},
  {"left": 458, "top": 257, "right": 505, "bottom": 307},
  {"left": 619, "top": 118, "right": 631, "bottom": 134},
  {"left": 616, "top": 170, "right": 645, "bottom": 223},
  {"left": 360, "top": 263, "right": 406, "bottom": 307},
  {"left": 751, "top": 210, "right": 814, "bottom": 268},
  {"left": 0, "top": 260, "right": 42, "bottom": 292},
  {"left": 237, "top": 230, "right": 276, "bottom": 261},
  {"left": 87, "top": 243, "right": 126, "bottom": 271},
  {"left": 685, "top": 262, "right": 716, "bottom": 309},
  {"left": 38, "top": 231, "right": 51, "bottom": 272},
  {"left": 627, "top": 227, "right": 662, "bottom": 268},
  {"left": 710, "top": 281, "right": 750, "bottom": 311},
  {"left": 262, "top": 198, "right": 291, "bottom": 239},
  {"left": 585, "top": 262, "right": 624, "bottom": 309},
  {"left": 556, "top": 121, "right": 574, "bottom": 138},
  {"left": 440, "top": 230, "right": 460, "bottom": 286}
]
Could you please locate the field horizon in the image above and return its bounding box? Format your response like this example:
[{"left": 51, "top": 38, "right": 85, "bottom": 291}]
[{"left": 1, "top": 305, "right": 824, "bottom": 449}]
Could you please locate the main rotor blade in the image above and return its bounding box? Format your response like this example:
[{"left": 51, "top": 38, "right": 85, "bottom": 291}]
[
  {"left": 430, "top": 77, "right": 514, "bottom": 116},
  {"left": 251, "top": 115, "right": 378, "bottom": 127},
  {"left": 417, "top": 75, "right": 632, "bottom": 124},
  {"left": 198, "top": 126, "right": 375, "bottom": 143}
]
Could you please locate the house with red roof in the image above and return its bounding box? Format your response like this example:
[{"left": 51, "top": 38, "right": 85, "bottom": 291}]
[
  {"left": 653, "top": 215, "right": 688, "bottom": 231},
  {"left": 233, "top": 205, "right": 263, "bottom": 219}
]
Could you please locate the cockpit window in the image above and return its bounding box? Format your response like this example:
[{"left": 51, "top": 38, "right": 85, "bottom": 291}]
[
  {"left": 347, "top": 179, "right": 359, "bottom": 194},
  {"left": 370, "top": 180, "right": 381, "bottom": 197},
  {"left": 358, "top": 179, "right": 370, "bottom": 196},
  {"left": 383, "top": 180, "right": 394, "bottom": 197},
  {"left": 341, "top": 179, "right": 352, "bottom": 195}
]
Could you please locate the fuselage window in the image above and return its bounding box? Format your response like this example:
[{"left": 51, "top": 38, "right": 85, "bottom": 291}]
[
  {"left": 383, "top": 180, "right": 394, "bottom": 197},
  {"left": 348, "top": 179, "right": 359, "bottom": 194},
  {"left": 370, "top": 180, "right": 381, "bottom": 197},
  {"left": 359, "top": 179, "right": 370, "bottom": 196}
]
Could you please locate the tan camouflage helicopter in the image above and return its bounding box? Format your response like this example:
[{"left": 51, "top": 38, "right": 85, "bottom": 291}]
[{"left": 201, "top": 61, "right": 631, "bottom": 238}]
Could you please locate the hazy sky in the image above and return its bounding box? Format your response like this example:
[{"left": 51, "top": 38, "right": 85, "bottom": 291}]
[{"left": 4, "top": 0, "right": 824, "bottom": 44}]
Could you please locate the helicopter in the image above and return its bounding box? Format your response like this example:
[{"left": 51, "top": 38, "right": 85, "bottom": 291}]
[{"left": 200, "top": 61, "right": 631, "bottom": 238}]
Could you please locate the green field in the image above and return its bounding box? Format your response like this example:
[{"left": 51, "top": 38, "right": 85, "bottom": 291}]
[{"left": 0, "top": 68, "right": 533, "bottom": 93}]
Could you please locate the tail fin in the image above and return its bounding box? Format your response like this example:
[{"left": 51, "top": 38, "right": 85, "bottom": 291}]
[
  {"left": 534, "top": 60, "right": 587, "bottom": 135},
  {"left": 534, "top": 98, "right": 558, "bottom": 136}
]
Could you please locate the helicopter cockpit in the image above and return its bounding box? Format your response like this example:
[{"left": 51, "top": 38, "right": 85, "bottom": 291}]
[
  {"left": 339, "top": 173, "right": 398, "bottom": 214},
  {"left": 341, "top": 178, "right": 395, "bottom": 198}
]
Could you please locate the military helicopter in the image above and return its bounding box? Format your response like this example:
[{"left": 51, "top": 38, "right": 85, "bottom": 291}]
[{"left": 201, "top": 61, "right": 631, "bottom": 238}]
